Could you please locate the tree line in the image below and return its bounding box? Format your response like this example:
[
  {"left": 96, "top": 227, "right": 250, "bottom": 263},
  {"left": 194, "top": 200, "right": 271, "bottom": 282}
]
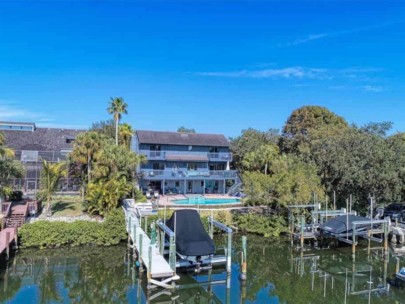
[{"left": 231, "top": 105, "right": 405, "bottom": 212}]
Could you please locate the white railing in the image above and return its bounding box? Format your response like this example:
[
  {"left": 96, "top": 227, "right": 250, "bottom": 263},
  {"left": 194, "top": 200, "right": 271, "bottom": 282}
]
[
  {"left": 140, "top": 169, "right": 238, "bottom": 179},
  {"left": 139, "top": 150, "right": 232, "bottom": 162}
]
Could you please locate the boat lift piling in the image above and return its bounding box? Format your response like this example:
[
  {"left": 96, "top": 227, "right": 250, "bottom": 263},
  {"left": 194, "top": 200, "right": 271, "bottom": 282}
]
[
  {"left": 208, "top": 216, "right": 233, "bottom": 273},
  {"left": 240, "top": 235, "right": 247, "bottom": 281}
]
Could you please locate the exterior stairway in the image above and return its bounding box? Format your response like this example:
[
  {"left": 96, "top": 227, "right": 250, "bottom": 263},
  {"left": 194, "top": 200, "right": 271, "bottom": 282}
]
[
  {"left": 227, "top": 171, "right": 243, "bottom": 196},
  {"left": 5, "top": 203, "right": 28, "bottom": 229}
]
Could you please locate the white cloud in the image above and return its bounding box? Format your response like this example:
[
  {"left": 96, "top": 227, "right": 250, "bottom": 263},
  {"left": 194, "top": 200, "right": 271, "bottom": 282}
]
[
  {"left": 196, "top": 66, "right": 380, "bottom": 81},
  {"left": 0, "top": 101, "right": 88, "bottom": 129},
  {"left": 196, "top": 66, "right": 329, "bottom": 79},
  {"left": 361, "top": 85, "right": 383, "bottom": 93},
  {"left": 281, "top": 20, "right": 403, "bottom": 47},
  {"left": 0, "top": 102, "right": 42, "bottom": 121}
]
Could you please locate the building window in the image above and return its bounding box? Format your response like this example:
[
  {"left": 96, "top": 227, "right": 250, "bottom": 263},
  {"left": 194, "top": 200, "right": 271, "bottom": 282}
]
[
  {"left": 188, "top": 145, "right": 192, "bottom": 151},
  {"left": 175, "top": 181, "right": 180, "bottom": 187},
  {"left": 187, "top": 163, "right": 197, "bottom": 170},
  {"left": 201, "top": 181, "right": 204, "bottom": 187},
  {"left": 153, "top": 163, "right": 165, "bottom": 170}
]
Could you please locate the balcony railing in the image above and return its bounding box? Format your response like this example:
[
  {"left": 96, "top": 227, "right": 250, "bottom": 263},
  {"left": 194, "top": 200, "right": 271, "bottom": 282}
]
[
  {"left": 140, "top": 169, "right": 237, "bottom": 179},
  {"left": 139, "top": 150, "right": 232, "bottom": 162}
]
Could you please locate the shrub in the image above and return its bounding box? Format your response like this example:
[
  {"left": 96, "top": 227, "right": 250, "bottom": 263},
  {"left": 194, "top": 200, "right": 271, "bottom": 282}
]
[
  {"left": 19, "top": 209, "right": 127, "bottom": 248},
  {"left": 233, "top": 213, "right": 288, "bottom": 237},
  {"left": 134, "top": 189, "right": 147, "bottom": 202},
  {"left": 9, "top": 190, "right": 23, "bottom": 202}
]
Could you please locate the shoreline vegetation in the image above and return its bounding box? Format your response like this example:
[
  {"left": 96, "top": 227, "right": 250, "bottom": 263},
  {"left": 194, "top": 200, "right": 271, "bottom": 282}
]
[{"left": 18, "top": 208, "right": 288, "bottom": 248}]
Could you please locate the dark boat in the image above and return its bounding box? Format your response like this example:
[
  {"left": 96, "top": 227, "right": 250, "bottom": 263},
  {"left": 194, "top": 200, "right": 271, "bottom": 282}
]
[
  {"left": 166, "top": 209, "right": 215, "bottom": 263},
  {"left": 320, "top": 215, "right": 371, "bottom": 235}
]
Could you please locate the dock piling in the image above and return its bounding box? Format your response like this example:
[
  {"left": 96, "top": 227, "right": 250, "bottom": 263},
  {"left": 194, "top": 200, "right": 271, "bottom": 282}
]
[
  {"left": 240, "top": 235, "right": 247, "bottom": 281},
  {"left": 147, "top": 245, "right": 152, "bottom": 283},
  {"left": 139, "top": 234, "right": 144, "bottom": 272},
  {"left": 226, "top": 231, "right": 232, "bottom": 273},
  {"left": 5, "top": 231, "right": 10, "bottom": 260},
  {"left": 300, "top": 216, "right": 305, "bottom": 248}
]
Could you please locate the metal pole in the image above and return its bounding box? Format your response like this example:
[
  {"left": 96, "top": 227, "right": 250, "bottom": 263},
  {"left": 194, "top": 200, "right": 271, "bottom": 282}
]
[
  {"left": 209, "top": 210, "right": 214, "bottom": 239},
  {"left": 169, "top": 235, "right": 176, "bottom": 272},
  {"left": 333, "top": 190, "right": 336, "bottom": 210},
  {"left": 352, "top": 223, "right": 356, "bottom": 258},
  {"left": 226, "top": 232, "right": 232, "bottom": 273},
  {"left": 160, "top": 230, "right": 165, "bottom": 255},
  {"left": 346, "top": 199, "right": 349, "bottom": 240}
]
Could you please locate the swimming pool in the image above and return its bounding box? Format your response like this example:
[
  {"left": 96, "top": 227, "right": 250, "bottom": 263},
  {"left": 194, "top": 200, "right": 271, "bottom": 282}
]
[{"left": 173, "top": 197, "right": 241, "bottom": 205}]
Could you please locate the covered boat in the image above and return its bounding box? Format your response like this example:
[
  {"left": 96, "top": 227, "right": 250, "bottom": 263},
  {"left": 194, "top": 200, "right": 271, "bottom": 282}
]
[
  {"left": 320, "top": 215, "right": 371, "bottom": 235},
  {"left": 166, "top": 209, "right": 215, "bottom": 262}
]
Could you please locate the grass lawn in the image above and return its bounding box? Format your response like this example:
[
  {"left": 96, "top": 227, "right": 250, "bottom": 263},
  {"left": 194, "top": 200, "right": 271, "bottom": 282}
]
[{"left": 50, "top": 196, "right": 84, "bottom": 217}]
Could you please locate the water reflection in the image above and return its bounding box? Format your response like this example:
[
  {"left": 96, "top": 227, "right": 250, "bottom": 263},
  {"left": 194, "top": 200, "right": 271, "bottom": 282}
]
[{"left": 0, "top": 237, "right": 404, "bottom": 303}]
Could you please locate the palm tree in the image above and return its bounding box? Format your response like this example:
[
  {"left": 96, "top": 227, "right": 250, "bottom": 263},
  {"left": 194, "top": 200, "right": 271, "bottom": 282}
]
[
  {"left": 107, "top": 97, "right": 128, "bottom": 145},
  {"left": 119, "top": 123, "right": 134, "bottom": 149},
  {"left": 0, "top": 132, "right": 14, "bottom": 160},
  {"left": 69, "top": 132, "right": 109, "bottom": 185},
  {"left": 40, "top": 160, "right": 67, "bottom": 215}
]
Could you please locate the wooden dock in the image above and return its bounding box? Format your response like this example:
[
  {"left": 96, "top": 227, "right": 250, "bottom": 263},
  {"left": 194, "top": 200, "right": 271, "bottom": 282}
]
[
  {"left": 0, "top": 227, "right": 17, "bottom": 259},
  {"left": 123, "top": 202, "right": 178, "bottom": 289}
]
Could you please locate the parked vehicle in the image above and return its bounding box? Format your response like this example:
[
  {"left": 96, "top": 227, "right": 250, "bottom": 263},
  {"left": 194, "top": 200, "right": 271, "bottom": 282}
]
[{"left": 383, "top": 202, "right": 405, "bottom": 221}]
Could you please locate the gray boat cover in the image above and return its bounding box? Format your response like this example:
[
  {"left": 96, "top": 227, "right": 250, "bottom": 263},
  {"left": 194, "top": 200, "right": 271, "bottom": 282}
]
[
  {"left": 166, "top": 209, "right": 215, "bottom": 256},
  {"left": 320, "top": 215, "right": 371, "bottom": 235}
]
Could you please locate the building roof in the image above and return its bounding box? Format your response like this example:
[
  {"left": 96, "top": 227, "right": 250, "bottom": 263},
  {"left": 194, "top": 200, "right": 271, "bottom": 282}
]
[
  {"left": 2, "top": 126, "right": 85, "bottom": 151},
  {"left": 0, "top": 121, "right": 36, "bottom": 127},
  {"left": 136, "top": 130, "right": 230, "bottom": 147}
]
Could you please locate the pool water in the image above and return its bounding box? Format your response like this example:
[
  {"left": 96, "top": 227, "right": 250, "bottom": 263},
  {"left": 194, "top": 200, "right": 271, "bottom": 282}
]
[{"left": 174, "top": 197, "right": 241, "bottom": 205}]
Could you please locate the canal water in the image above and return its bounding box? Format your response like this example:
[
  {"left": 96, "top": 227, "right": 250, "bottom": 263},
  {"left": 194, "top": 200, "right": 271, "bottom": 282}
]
[{"left": 0, "top": 235, "right": 404, "bottom": 303}]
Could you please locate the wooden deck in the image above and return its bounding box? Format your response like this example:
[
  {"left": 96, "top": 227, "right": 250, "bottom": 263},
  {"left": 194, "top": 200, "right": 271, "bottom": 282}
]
[
  {"left": 123, "top": 206, "right": 175, "bottom": 279},
  {"left": 0, "top": 227, "right": 17, "bottom": 257}
]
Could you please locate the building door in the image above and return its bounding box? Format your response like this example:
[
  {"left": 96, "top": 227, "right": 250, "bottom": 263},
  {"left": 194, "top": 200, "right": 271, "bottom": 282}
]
[{"left": 187, "top": 181, "right": 193, "bottom": 193}]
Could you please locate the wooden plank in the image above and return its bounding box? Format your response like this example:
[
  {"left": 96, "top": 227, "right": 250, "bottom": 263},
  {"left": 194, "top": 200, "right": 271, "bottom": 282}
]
[{"left": 124, "top": 208, "right": 174, "bottom": 279}]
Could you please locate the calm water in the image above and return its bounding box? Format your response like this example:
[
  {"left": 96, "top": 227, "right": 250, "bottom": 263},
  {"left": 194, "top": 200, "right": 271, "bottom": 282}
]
[{"left": 1, "top": 236, "right": 405, "bottom": 304}]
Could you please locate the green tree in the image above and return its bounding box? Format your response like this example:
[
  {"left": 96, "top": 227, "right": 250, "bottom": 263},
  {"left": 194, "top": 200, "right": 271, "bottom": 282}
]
[
  {"left": 119, "top": 123, "right": 134, "bottom": 149},
  {"left": 280, "top": 105, "right": 348, "bottom": 156},
  {"left": 243, "top": 154, "right": 324, "bottom": 208},
  {"left": 231, "top": 128, "right": 280, "bottom": 169},
  {"left": 0, "top": 159, "right": 25, "bottom": 199},
  {"left": 91, "top": 119, "right": 116, "bottom": 139},
  {"left": 69, "top": 131, "right": 111, "bottom": 185},
  {"left": 0, "top": 131, "right": 14, "bottom": 159},
  {"left": 242, "top": 144, "right": 278, "bottom": 175},
  {"left": 40, "top": 160, "right": 67, "bottom": 213},
  {"left": 177, "top": 126, "right": 196, "bottom": 133},
  {"left": 107, "top": 97, "right": 128, "bottom": 145}
]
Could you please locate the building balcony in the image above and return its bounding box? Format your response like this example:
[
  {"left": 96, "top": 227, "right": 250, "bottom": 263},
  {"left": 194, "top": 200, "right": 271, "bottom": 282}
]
[
  {"left": 139, "top": 169, "right": 238, "bottom": 180},
  {"left": 138, "top": 150, "right": 232, "bottom": 162}
]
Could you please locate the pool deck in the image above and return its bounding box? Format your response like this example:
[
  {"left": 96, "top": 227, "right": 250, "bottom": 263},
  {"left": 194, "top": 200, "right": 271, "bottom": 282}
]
[{"left": 155, "top": 194, "right": 242, "bottom": 208}]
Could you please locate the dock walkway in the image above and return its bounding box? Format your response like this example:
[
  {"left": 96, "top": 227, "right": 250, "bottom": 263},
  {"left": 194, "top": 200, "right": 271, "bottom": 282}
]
[{"left": 123, "top": 204, "right": 175, "bottom": 280}]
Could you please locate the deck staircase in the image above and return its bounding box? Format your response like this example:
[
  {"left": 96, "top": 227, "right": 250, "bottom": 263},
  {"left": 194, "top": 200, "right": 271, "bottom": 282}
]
[
  {"left": 227, "top": 171, "right": 243, "bottom": 196},
  {"left": 5, "top": 203, "right": 28, "bottom": 229}
]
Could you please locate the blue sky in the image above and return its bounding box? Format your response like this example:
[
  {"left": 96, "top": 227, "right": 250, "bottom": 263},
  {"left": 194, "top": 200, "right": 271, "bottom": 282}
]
[{"left": 0, "top": 0, "right": 404, "bottom": 137}]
